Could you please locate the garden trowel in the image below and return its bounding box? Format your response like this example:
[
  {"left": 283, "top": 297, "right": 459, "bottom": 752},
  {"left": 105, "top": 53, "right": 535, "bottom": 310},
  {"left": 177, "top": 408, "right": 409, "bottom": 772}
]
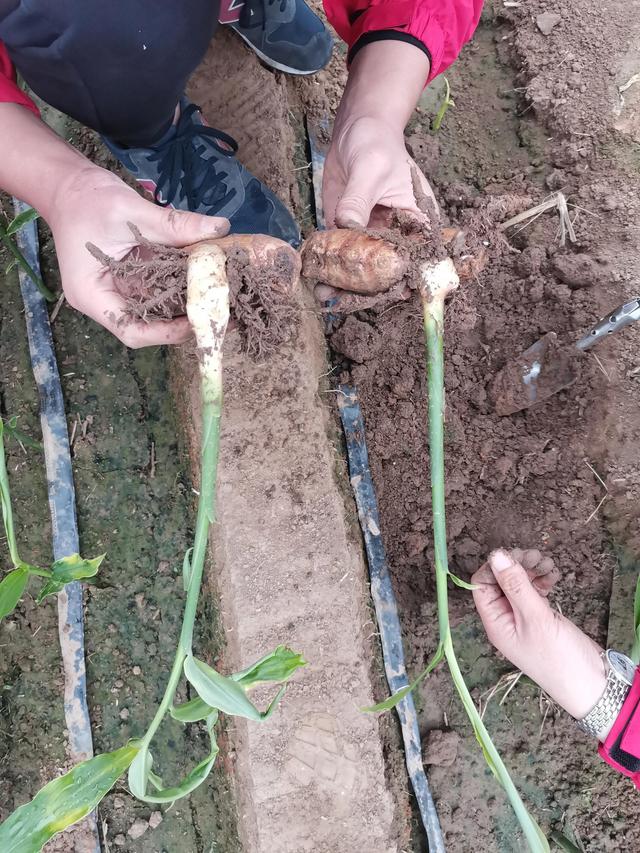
[{"left": 490, "top": 297, "right": 640, "bottom": 415}]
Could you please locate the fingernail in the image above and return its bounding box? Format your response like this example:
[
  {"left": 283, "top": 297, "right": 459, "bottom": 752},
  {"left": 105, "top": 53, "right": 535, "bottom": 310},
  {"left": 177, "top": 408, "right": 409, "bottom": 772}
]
[
  {"left": 201, "top": 217, "right": 229, "bottom": 236},
  {"left": 489, "top": 550, "right": 514, "bottom": 572},
  {"left": 336, "top": 212, "right": 365, "bottom": 229}
]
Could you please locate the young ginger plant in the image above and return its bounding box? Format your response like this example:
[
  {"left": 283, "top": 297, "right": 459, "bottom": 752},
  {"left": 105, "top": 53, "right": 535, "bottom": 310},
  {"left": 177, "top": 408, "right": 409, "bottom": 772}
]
[
  {"left": 302, "top": 227, "right": 550, "bottom": 853},
  {"left": 0, "top": 235, "right": 305, "bottom": 852}
]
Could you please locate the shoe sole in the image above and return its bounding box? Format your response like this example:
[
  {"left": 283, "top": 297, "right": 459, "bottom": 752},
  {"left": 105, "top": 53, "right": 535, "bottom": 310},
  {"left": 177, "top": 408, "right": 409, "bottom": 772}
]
[{"left": 231, "top": 27, "right": 328, "bottom": 75}]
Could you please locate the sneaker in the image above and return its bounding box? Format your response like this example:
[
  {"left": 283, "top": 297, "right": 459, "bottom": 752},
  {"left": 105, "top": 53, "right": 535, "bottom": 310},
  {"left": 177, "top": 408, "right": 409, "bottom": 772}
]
[
  {"left": 230, "top": 0, "right": 333, "bottom": 75},
  {"left": 102, "top": 98, "right": 300, "bottom": 246}
]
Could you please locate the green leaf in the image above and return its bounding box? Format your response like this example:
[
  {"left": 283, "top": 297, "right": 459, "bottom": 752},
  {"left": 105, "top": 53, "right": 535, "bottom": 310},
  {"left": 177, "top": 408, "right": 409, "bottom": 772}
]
[
  {"left": 0, "top": 744, "right": 138, "bottom": 852},
  {"left": 631, "top": 626, "right": 640, "bottom": 666},
  {"left": 5, "top": 259, "right": 17, "bottom": 274},
  {"left": 128, "top": 713, "right": 219, "bottom": 803},
  {"left": 36, "top": 554, "right": 105, "bottom": 603},
  {"left": 170, "top": 696, "right": 214, "bottom": 723},
  {"left": 185, "top": 655, "right": 263, "bottom": 721},
  {"left": 2, "top": 417, "right": 43, "bottom": 451},
  {"left": 182, "top": 547, "right": 194, "bottom": 592},
  {"left": 550, "top": 831, "right": 583, "bottom": 853},
  {"left": 50, "top": 553, "right": 105, "bottom": 582},
  {"left": 128, "top": 746, "right": 153, "bottom": 800},
  {"left": 362, "top": 644, "right": 444, "bottom": 713},
  {"left": 257, "top": 685, "right": 288, "bottom": 721},
  {"left": 6, "top": 207, "right": 39, "bottom": 236},
  {"left": 470, "top": 715, "right": 500, "bottom": 778},
  {"left": 448, "top": 572, "right": 478, "bottom": 591},
  {"left": 35, "top": 579, "right": 65, "bottom": 603},
  {"left": 184, "top": 655, "right": 286, "bottom": 722},
  {"left": 0, "top": 567, "right": 29, "bottom": 621},
  {"left": 0, "top": 418, "right": 21, "bottom": 566},
  {"left": 232, "top": 645, "right": 307, "bottom": 689},
  {"left": 147, "top": 770, "right": 165, "bottom": 791}
]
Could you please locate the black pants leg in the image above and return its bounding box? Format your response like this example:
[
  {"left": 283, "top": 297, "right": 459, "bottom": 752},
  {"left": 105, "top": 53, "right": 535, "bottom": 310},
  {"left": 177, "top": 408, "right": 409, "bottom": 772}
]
[{"left": 0, "top": 0, "right": 219, "bottom": 146}]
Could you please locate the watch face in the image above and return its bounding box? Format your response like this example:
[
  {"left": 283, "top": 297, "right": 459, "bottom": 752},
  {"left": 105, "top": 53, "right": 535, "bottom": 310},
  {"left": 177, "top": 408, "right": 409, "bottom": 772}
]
[{"left": 607, "top": 650, "right": 637, "bottom": 686}]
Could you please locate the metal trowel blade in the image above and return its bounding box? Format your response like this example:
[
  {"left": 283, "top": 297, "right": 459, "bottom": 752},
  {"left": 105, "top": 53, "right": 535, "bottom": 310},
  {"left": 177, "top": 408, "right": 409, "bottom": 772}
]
[{"left": 489, "top": 332, "right": 582, "bottom": 416}]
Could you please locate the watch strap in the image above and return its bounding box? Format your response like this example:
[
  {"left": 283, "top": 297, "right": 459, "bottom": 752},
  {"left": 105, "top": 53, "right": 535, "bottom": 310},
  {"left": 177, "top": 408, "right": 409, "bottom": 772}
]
[{"left": 577, "top": 652, "right": 633, "bottom": 739}]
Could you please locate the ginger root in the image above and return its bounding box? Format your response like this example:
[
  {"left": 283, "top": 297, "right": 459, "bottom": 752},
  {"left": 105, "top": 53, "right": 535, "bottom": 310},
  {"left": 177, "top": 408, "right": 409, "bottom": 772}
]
[
  {"left": 301, "top": 230, "right": 408, "bottom": 294},
  {"left": 191, "top": 234, "right": 301, "bottom": 298},
  {"left": 301, "top": 227, "right": 487, "bottom": 298},
  {"left": 87, "top": 229, "right": 300, "bottom": 358}
]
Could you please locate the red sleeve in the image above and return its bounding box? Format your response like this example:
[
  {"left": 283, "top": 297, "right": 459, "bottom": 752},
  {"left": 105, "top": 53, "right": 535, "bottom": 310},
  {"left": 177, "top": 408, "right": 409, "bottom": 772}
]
[
  {"left": 599, "top": 668, "right": 640, "bottom": 788},
  {"left": 323, "top": 0, "right": 482, "bottom": 81},
  {"left": 0, "top": 42, "right": 39, "bottom": 116}
]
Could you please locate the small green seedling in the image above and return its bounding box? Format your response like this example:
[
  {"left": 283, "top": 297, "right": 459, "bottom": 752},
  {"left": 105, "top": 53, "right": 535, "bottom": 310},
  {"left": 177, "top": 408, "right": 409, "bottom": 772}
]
[
  {"left": 0, "top": 416, "right": 103, "bottom": 622},
  {"left": 0, "top": 207, "right": 56, "bottom": 302},
  {"left": 0, "top": 243, "right": 305, "bottom": 852},
  {"left": 432, "top": 77, "right": 455, "bottom": 132}
]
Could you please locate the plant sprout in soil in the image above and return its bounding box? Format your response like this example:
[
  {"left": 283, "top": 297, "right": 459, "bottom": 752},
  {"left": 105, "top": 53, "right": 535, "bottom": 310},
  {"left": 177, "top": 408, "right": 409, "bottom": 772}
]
[{"left": 432, "top": 77, "right": 455, "bottom": 132}]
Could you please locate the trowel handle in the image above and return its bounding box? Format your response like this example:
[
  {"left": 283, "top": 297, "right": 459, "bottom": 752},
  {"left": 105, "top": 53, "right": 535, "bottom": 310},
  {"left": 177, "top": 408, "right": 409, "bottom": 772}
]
[{"left": 576, "top": 297, "right": 640, "bottom": 351}]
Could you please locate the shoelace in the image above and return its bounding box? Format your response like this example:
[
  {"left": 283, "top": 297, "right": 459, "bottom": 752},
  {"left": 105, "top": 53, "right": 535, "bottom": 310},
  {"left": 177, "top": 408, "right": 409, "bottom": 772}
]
[
  {"left": 239, "top": 0, "right": 287, "bottom": 28},
  {"left": 148, "top": 104, "right": 239, "bottom": 212}
]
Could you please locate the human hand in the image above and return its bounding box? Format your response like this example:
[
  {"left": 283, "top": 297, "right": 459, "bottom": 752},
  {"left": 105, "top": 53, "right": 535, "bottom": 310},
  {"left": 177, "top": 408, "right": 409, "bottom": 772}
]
[
  {"left": 317, "top": 118, "right": 437, "bottom": 309},
  {"left": 318, "top": 41, "right": 435, "bottom": 305},
  {"left": 323, "top": 115, "right": 437, "bottom": 231},
  {"left": 471, "top": 549, "right": 606, "bottom": 721},
  {"left": 48, "top": 165, "right": 229, "bottom": 348}
]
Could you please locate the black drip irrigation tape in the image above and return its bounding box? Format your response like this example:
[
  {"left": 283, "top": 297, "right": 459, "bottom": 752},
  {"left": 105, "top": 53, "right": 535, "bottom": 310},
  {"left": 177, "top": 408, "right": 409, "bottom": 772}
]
[
  {"left": 337, "top": 387, "right": 445, "bottom": 853},
  {"left": 306, "top": 119, "right": 445, "bottom": 852},
  {"left": 13, "top": 199, "right": 101, "bottom": 853}
]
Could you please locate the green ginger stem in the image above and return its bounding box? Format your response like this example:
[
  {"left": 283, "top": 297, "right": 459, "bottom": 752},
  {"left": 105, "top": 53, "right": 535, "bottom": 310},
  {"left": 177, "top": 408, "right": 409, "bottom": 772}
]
[
  {"left": 431, "top": 78, "right": 455, "bottom": 133},
  {"left": 180, "top": 373, "right": 221, "bottom": 654},
  {"left": 422, "top": 288, "right": 549, "bottom": 853},
  {"left": 139, "top": 364, "right": 223, "bottom": 749}
]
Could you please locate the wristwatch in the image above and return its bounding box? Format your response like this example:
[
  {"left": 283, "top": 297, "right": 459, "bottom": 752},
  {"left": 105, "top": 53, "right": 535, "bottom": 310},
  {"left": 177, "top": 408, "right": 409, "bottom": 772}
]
[{"left": 577, "top": 649, "right": 637, "bottom": 740}]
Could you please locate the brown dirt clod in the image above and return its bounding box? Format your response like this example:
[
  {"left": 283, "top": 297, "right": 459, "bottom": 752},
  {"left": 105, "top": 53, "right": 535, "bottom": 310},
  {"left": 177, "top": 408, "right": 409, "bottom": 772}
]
[{"left": 423, "top": 730, "right": 460, "bottom": 767}]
